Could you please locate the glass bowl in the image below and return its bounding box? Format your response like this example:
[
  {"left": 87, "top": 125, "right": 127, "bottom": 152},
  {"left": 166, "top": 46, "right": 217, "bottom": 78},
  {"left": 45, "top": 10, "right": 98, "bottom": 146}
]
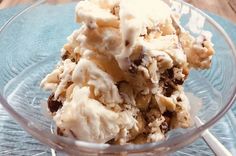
[{"left": 0, "top": 0, "right": 235, "bottom": 155}]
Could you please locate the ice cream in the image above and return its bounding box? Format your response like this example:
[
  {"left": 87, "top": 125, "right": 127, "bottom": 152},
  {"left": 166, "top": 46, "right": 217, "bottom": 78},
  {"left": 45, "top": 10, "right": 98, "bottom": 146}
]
[{"left": 41, "top": 0, "right": 214, "bottom": 144}]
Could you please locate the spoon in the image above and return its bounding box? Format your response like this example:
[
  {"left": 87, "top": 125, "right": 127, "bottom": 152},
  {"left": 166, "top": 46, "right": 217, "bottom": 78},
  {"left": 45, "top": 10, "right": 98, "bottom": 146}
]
[{"left": 195, "top": 116, "right": 232, "bottom": 156}]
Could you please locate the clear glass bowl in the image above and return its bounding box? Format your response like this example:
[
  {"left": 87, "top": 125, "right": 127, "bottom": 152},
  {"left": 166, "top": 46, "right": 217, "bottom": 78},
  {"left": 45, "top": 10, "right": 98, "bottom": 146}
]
[{"left": 0, "top": 0, "right": 235, "bottom": 155}]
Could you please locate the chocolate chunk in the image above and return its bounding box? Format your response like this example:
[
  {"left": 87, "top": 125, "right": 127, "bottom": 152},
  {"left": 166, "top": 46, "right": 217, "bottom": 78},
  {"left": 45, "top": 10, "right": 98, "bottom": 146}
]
[
  {"left": 71, "top": 58, "right": 76, "bottom": 62},
  {"left": 57, "top": 127, "right": 64, "bottom": 136},
  {"left": 125, "top": 40, "right": 130, "bottom": 47},
  {"left": 166, "top": 68, "right": 174, "bottom": 79},
  {"left": 161, "top": 111, "right": 173, "bottom": 133},
  {"left": 62, "top": 53, "right": 69, "bottom": 60},
  {"left": 128, "top": 64, "right": 138, "bottom": 74},
  {"left": 146, "top": 108, "right": 161, "bottom": 122},
  {"left": 116, "top": 81, "right": 128, "bottom": 89},
  {"left": 202, "top": 38, "right": 207, "bottom": 47},
  {"left": 160, "top": 121, "right": 169, "bottom": 133},
  {"left": 163, "top": 111, "right": 173, "bottom": 118},
  {"left": 106, "top": 138, "right": 115, "bottom": 144},
  {"left": 164, "top": 87, "right": 174, "bottom": 97},
  {"left": 201, "top": 42, "right": 205, "bottom": 47},
  {"left": 111, "top": 5, "right": 120, "bottom": 17},
  {"left": 176, "top": 97, "right": 182, "bottom": 102},
  {"left": 160, "top": 71, "right": 179, "bottom": 97},
  {"left": 146, "top": 27, "right": 152, "bottom": 35},
  {"left": 163, "top": 81, "right": 175, "bottom": 97},
  {"left": 69, "top": 129, "right": 78, "bottom": 139},
  {"left": 133, "top": 59, "right": 142, "bottom": 66},
  {"left": 129, "top": 53, "right": 145, "bottom": 74},
  {"left": 133, "top": 53, "right": 144, "bottom": 66},
  {"left": 173, "top": 79, "right": 184, "bottom": 85},
  {"left": 111, "top": 7, "right": 116, "bottom": 15},
  {"left": 48, "top": 94, "right": 63, "bottom": 113}
]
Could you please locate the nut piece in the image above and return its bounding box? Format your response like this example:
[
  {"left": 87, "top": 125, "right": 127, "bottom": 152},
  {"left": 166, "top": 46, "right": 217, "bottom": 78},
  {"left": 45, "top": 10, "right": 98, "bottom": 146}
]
[
  {"left": 118, "top": 81, "right": 135, "bottom": 105},
  {"left": 182, "top": 65, "right": 189, "bottom": 79},
  {"left": 156, "top": 52, "right": 173, "bottom": 72},
  {"left": 156, "top": 94, "right": 176, "bottom": 112},
  {"left": 170, "top": 106, "right": 191, "bottom": 129},
  {"left": 128, "top": 113, "right": 146, "bottom": 140},
  {"left": 135, "top": 93, "right": 151, "bottom": 111},
  {"left": 130, "top": 134, "right": 147, "bottom": 144},
  {"left": 160, "top": 121, "right": 169, "bottom": 133},
  {"left": 159, "top": 20, "right": 176, "bottom": 36},
  {"left": 146, "top": 108, "right": 162, "bottom": 122}
]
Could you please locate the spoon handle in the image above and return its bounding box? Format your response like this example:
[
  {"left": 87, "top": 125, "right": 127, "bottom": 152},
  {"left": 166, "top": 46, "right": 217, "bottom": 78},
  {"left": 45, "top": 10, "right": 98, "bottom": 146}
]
[{"left": 194, "top": 117, "right": 232, "bottom": 156}]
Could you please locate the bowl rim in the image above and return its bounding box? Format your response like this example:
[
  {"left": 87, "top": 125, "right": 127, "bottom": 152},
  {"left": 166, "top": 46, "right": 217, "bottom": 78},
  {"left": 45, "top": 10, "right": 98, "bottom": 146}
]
[{"left": 0, "top": 0, "right": 236, "bottom": 154}]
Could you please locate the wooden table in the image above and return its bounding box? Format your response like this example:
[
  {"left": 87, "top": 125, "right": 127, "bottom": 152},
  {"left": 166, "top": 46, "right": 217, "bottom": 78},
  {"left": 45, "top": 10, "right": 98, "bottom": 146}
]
[{"left": 0, "top": 0, "right": 236, "bottom": 23}]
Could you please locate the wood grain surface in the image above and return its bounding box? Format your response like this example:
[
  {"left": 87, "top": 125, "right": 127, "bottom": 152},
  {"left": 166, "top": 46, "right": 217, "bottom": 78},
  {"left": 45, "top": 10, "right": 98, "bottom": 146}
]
[{"left": 0, "top": 0, "right": 236, "bottom": 23}]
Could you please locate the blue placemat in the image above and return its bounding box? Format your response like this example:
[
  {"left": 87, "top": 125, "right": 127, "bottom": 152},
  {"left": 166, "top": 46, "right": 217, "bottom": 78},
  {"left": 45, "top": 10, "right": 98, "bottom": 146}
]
[{"left": 0, "top": 3, "right": 235, "bottom": 156}]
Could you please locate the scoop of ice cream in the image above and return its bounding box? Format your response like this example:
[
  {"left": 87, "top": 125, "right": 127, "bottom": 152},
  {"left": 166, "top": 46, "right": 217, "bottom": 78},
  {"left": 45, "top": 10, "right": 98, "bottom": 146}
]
[
  {"left": 41, "top": 0, "right": 215, "bottom": 144},
  {"left": 116, "top": 0, "right": 172, "bottom": 70},
  {"left": 76, "top": 0, "right": 119, "bottom": 28},
  {"left": 54, "top": 86, "right": 137, "bottom": 143},
  {"left": 72, "top": 58, "right": 123, "bottom": 104}
]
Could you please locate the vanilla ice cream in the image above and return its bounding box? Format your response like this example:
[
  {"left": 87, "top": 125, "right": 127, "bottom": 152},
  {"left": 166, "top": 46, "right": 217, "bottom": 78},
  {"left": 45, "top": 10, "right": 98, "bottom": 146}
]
[{"left": 41, "top": 0, "right": 214, "bottom": 144}]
